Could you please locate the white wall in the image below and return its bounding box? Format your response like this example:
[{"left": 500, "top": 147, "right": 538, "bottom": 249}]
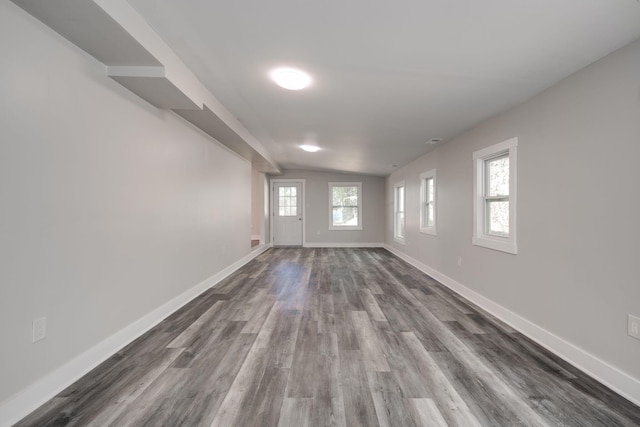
[
  {"left": 386, "top": 38, "right": 640, "bottom": 400},
  {"left": 0, "top": 1, "right": 252, "bottom": 407},
  {"left": 275, "top": 170, "right": 385, "bottom": 246}
]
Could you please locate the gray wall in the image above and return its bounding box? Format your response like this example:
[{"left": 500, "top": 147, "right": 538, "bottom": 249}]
[
  {"left": 251, "top": 168, "right": 267, "bottom": 241},
  {"left": 0, "top": 2, "right": 252, "bottom": 404},
  {"left": 386, "top": 39, "right": 640, "bottom": 383},
  {"left": 275, "top": 170, "right": 385, "bottom": 245}
]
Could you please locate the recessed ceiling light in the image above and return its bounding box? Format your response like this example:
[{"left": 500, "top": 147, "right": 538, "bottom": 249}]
[
  {"left": 300, "top": 144, "right": 320, "bottom": 152},
  {"left": 427, "top": 138, "right": 443, "bottom": 144},
  {"left": 271, "top": 67, "right": 312, "bottom": 90}
]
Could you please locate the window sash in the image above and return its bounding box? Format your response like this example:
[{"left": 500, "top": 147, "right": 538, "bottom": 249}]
[
  {"left": 484, "top": 197, "right": 509, "bottom": 236},
  {"left": 329, "top": 182, "right": 362, "bottom": 229},
  {"left": 484, "top": 153, "right": 509, "bottom": 198},
  {"left": 419, "top": 172, "right": 436, "bottom": 234},
  {"left": 423, "top": 177, "right": 434, "bottom": 227},
  {"left": 472, "top": 137, "right": 517, "bottom": 254},
  {"left": 483, "top": 152, "right": 509, "bottom": 236},
  {"left": 396, "top": 212, "right": 405, "bottom": 238},
  {"left": 423, "top": 200, "right": 434, "bottom": 228},
  {"left": 394, "top": 184, "right": 405, "bottom": 240},
  {"left": 332, "top": 206, "right": 359, "bottom": 227}
]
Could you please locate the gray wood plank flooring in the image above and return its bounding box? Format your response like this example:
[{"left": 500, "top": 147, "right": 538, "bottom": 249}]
[{"left": 14, "top": 248, "right": 640, "bottom": 426}]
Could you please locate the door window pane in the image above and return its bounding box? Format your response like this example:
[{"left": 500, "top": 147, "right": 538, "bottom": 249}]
[{"left": 278, "top": 186, "right": 297, "bottom": 217}]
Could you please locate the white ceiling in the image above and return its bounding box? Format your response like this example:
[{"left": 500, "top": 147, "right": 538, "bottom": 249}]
[{"left": 129, "top": 0, "right": 640, "bottom": 176}]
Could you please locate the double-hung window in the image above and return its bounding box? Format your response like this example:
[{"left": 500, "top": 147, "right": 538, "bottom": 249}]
[
  {"left": 420, "top": 170, "right": 437, "bottom": 235},
  {"left": 472, "top": 138, "right": 518, "bottom": 254},
  {"left": 329, "top": 182, "right": 362, "bottom": 230},
  {"left": 394, "top": 181, "right": 405, "bottom": 243}
]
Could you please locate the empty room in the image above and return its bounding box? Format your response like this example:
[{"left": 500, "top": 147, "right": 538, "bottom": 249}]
[{"left": 1, "top": 0, "right": 640, "bottom": 426}]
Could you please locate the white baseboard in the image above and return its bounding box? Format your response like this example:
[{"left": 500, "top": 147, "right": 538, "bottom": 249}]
[
  {"left": 303, "top": 242, "right": 384, "bottom": 248},
  {"left": 383, "top": 244, "right": 640, "bottom": 407},
  {"left": 0, "top": 244, "right": 271, "bottom": 427}
]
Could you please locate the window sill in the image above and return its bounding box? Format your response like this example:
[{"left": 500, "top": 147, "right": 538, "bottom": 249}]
[
  {"left": 420, "top": 227, "right": 437, "bottom": 236},
  {"left": 472, "top": 236, "right": 517, "bottom": 254},
  {"left": 329, "top": 226, "right": 363, "bottom": 231}
]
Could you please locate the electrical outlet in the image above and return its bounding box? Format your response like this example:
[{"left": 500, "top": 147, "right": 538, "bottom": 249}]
[
  {"left": 32, "top": 317, "right": 46, "bottom": 343},
  {"left": 629, "top": 315, "right": 640, "bottom": 340},
  {"left": 457, "top": 256, "right": 462, "bottom": 267}
]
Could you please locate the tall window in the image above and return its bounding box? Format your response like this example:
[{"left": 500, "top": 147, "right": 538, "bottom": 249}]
[
  {"left": 473, "top": 138, "right": 517, "bottom": 254},
  {"left": 394, "top": 181, "right": 405, "bottom": 243},
  {"left": 329, "top": 182, "right": 362, "bottom": 230},
  {"left": 484, "top": 155, "right": 509, "bottom": 236},
  {"left": 420, "top": 169, "right": 437, "bottom": 235}
]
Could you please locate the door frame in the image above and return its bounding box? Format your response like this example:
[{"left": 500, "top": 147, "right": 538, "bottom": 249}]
[{"left": 270, "top": 179, "right": 306, "bottom": 247}]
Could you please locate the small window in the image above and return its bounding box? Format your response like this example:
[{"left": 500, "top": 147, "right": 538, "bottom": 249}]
[
  {"left": 420, "top": 169, "right": 437, "bottom": 235},
  {"left": 473, "top": 138, "right": 517, "bottom": 254},
  {"left": 394, "top": 181, "right": 405, "bottom": 243},
  {"left": 329, "top": 182, "right": 362, "bottom": 230}
]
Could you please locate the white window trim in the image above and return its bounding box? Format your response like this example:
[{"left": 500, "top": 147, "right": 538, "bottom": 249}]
[
  {"left": 328, "top": 182, "right": 363, "bottom": 230},
  {"left": 393, "top": 181, "right": 406, "bottom": 244},
  {"left": 419, "top": 169, "right": 437, "bottom": 236},
  {"left": 472, "top": 137, "right": 518, "bottom": 254}
]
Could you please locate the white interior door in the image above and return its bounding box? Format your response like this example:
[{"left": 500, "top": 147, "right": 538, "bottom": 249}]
[{"left": 273, "top": 181, "right": 303, "bottom": 246}]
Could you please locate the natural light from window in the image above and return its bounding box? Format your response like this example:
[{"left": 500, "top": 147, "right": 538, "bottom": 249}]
[
  {"left": 420, "top": 170, "right": 437, "bottom": 235},
  {"left": 278, "top": 186, "right": 297, "bottom": 217},
  {"left": 485, "top": 155, "right": 509, "bottom": 236},
  {"left": 329, "top": 182, "right": 362, "bottom": 230},
  {"left": 394, "top": 182, "right": 405, "bottom": 242},
  {"left": 472, "top": 138, "right": 517, "bottom": 254}
]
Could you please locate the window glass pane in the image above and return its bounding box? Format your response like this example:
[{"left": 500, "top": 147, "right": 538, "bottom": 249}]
[
  {"left": 278, "top": 186, "right": 297, "bottom": 217},
  {"left": 332, "top": 186, "right": 358, "bottom": 206},
  {"left": 395, "top": 184, "right": 405, "bottom": 239},
  {"left": 486, "top": 200, "right": 509, "bottom": 236},
  {"left": 397, "top": 212, "right": 405, "bottom": 238},
  {"left": 426, "top": 178, "right": 434, "bottom": 202},
  {"left": 427, "top": 203, "right": 434, "bottom": 227},
  {"left": 487, "top": 156, "right": 509, "bottom": 196},
  {"left": 333, "top": 207, "right": 358, "bottom": 226}
]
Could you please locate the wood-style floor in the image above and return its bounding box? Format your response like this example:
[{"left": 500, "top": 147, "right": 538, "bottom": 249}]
[{"left": 16, "top": 248, "right": 640, "bottom": 426}]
